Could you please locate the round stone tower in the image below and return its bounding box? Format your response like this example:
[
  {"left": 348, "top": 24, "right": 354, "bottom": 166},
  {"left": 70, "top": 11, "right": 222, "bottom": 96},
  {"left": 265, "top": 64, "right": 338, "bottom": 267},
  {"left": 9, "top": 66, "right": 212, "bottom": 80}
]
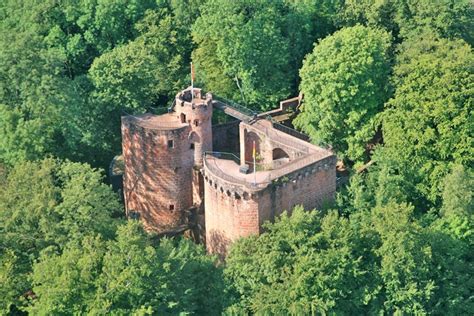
[
  {"left": 121, "top": 113, "right": 194, "bottom": 232},
  {"left": 174, "top": 87, "right": 213, "bottom": 166},
  {"left": 121, "top": 87, "right": 213, "bottom": 234}
]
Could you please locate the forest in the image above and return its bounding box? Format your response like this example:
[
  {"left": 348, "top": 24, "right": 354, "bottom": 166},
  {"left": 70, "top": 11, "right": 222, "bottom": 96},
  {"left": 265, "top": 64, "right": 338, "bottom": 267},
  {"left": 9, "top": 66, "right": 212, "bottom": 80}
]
[{"left": 0, "top": 0, "right": 472, "bottom": 314}]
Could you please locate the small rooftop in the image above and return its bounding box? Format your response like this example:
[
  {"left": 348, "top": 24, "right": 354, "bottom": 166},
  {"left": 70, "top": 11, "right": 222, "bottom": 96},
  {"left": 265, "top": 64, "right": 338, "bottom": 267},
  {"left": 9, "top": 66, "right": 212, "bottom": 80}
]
[
  {"left": 124, "top": 113, "right": 188, "bottom": 130},
  {"left": 175, "top": 87, "right": 212, "bottom": 107}
]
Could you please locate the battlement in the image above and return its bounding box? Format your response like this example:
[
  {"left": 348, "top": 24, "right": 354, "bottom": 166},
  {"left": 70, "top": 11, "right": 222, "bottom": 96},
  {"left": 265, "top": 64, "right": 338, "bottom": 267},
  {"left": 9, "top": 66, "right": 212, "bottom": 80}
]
[{"left": 175, "top": 87, "right": 213, "bottom": 108}]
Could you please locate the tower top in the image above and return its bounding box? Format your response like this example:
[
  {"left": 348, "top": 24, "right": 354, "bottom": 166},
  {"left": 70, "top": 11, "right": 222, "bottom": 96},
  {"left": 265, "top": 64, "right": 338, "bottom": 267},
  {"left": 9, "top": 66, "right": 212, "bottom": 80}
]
[{"left": 175, "top": 86, "right": 212, "bottom": 108}]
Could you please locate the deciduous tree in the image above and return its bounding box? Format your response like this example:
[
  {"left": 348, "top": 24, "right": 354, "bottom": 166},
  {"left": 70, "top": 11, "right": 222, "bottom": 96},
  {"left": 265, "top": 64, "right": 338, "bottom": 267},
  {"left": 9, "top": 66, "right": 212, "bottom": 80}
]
[
  {"left": 381, "top": 35, "right": 473, "bottom": 206},
  {"left": 192, "top": 0, "right": 324, "bottom": 110},
  {"left": 295, "top": 25, "right": 392, "bottom": 162},
  {"left": 28, "top": 221, "right": 225, "bottom": 315},
  {"left": 0, "top": 159, "right": 121, "bottom": 311},
  {"left": 336, "top": 0, "right": 473, "bottom": 44},
  {"left": 225, "top": 207, "right": 379, "bottom": 314}
]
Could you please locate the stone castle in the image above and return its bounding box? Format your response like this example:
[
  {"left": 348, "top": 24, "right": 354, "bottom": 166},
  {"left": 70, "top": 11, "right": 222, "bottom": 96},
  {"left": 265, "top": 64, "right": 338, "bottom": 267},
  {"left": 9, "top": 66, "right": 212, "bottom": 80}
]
[{"left": 120, "top": 87, "right": 336, "bottom": 257}]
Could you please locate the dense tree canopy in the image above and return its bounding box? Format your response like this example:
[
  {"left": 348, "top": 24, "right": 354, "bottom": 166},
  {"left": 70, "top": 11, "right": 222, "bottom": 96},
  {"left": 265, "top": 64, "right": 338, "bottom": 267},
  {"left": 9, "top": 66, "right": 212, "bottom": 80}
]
[
  {"left": 0, "top": 0, "right": 201, "bottom": 168},
  {"left": 0, "top": 159, "right": 224, "bottom": 313},
  {"left": 89, "top": 1, "right": 203, "bottom": 108},
  {"left": 27, "top": 222, "right": 224, "bottom": 315},
  {"left": 336, "top": 0, "right": 473, "bottom": 45},
  {"left": 225, "top": 207, "right": 379, "bottom": 314},
  {"left": 0, "top": 159, "right": 121, "bottom": 311},
  {"left": 295, "top": 25, "right": 392, "bottom": 161},
  {"left": 225, "top": 202, "right": 472, "bottom": 315},
  {"left": 381, "top": 35, "right": 472, "bottom": 206},
  {"left": 193, "top": 0, "right": 330, "bottom": 110}
]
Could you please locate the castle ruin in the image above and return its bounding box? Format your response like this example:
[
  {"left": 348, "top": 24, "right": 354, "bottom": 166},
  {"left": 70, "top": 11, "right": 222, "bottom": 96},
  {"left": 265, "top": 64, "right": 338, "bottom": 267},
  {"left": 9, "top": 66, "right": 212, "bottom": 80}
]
[{"left": 121, "top": 87, "right": 336, "bottom": 257}]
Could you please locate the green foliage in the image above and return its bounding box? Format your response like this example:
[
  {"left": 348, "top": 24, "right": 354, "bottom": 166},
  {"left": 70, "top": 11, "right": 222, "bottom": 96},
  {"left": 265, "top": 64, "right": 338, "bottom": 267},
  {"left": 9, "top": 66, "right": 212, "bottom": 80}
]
[
  {"left": 27, "top": 236, "right": 107, "bottom": 314},
  {"left": 335, "top": 0, "right": 398, "bottom": 31},
  {"left": 226, "top": 202, "right": 473, "bottom": 314},
  {"left": 193, "top": 0, "right": 327, "bottom": 110},
  {"left": 393, "top": 0, "right": 473, "bottom": 44},
  {"left": 225, "top": 207, "right": 379, "bottom": 314},
  {"left": 428, "top": 168, "right": 474, "bottom": 314},
  {"left": 89, "top": 4, "right": 199, "bottom": 109},
  {"left": 85, "top": 1, "right": 203, "bottom": 166},
  {"left": 0, "top": 0, "right": 201, "bottom": 168},
  {"left": 371, "top": 202, "right": 436, "bottom": 314},
  {"left": 336, "top": 0, "right": 473, "bottom": 44},
  {"left": 441, "top": 165, "right": 473, "bottom": 218},
  {"left": 340, "top": 147, "right": 420, "bottom": 214},
  {"left": 295, "top": 25, "right": 392, "bottom": 161},
  {"left": 0, "top": 158, "right": 121, "bottom": 311},
  {"left": 0, "top": 1, "right": 96, "bottom": 166},
  {"left": 28, "top": 221, "right": 225, "bottom": 315},
  {"left": 0, "top": 1, "right": 472, "bottom": 314},
  {"left": 435, "top": 165, "right": 473, "bottom": 241},
  {"left": 381, "top": 35, "right": 473, "bottom": 206},
  {"left": 36, "top": 0, "right": 157, "bottom": 76},
  {"left": 0, "top": 9, "right": 79, "bottom": 165}
]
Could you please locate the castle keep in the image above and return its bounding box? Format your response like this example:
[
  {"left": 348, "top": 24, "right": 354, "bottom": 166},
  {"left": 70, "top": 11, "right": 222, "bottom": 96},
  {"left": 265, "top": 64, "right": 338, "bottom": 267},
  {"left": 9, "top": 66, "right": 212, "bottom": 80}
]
[{"left": 121, "top": 87, "right": 336, "bottom": 256}]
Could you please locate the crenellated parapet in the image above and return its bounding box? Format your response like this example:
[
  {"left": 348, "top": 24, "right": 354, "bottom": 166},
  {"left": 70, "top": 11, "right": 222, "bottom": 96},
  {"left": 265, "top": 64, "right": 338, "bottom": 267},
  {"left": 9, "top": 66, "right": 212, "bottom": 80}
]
[{"left": 174, "top": 87, "right": 213, "bottom": 166}]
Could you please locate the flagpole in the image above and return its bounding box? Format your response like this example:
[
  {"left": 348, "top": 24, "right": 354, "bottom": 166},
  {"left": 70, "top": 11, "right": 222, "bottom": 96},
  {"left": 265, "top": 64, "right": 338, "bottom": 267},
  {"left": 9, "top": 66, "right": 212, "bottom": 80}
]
[
  {"left": 253, "top": 141, "right": 256, "bottom": 185},
  {"left": 190, "top": 62, "right": 194, "bottom": 104}
]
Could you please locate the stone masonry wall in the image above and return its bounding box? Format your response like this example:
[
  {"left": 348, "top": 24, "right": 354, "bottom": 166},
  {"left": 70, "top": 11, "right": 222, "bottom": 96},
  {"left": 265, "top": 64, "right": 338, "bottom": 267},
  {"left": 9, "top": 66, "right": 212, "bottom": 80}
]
[
  {"left": 240, "top": 121, "right": 307, "bottom": 169},
  {"left": 174, "top": 89, "right": 213, "bottom": 166},
  {"left": 121, "top": 117, "right": 194, "bottom": 232},
  {"left": 257, "top": 155, "right": 337, "bottom": 228},
  {"left": 204, "top": 178, "right": 260, "bottom": 257},
  {"left": 203, "top": 155, "right": 337, "bottom": 257},
  {"left": 212, "top": 120, "right": 240, "bottom": 154}
]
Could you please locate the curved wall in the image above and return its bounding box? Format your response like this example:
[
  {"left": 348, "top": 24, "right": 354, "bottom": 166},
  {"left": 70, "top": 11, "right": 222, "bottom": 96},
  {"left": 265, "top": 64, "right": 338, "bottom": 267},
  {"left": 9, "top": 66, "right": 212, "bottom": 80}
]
[
  {"left": 202, "top": 155, "right": 337, "bottom": 257},
  {"left": 121, "top": 117, "right": 194, "bottom": 232},
  {"left": 203, "top": 174, "right": 259, "bottom": 257}
]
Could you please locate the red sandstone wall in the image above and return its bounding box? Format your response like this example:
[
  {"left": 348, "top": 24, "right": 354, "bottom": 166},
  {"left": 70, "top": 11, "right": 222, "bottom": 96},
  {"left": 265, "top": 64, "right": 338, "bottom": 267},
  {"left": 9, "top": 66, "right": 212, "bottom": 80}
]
[
  {"left": 257, "top": 156, "right": 337, "bottom": 229},
  {"left": 204, "top": 179, "right": 260, "bottom": 257},
  {"left": 192, "top": 168, "right": 204, "bottom": 206},
  {"left": 121, "top": 117, "right": 194, "bottom": 232},
  {"left": 212, "top": 121, "right": 240, "bottom": 154},
  {"left": 240, "top": 122, "right": 308, "bottom": 169},
  {"left": 203, "top": 155, "right": 337, "bottom": 257},
  {"left": 240, "top": 126, "right": 268, "bottom": 168}
]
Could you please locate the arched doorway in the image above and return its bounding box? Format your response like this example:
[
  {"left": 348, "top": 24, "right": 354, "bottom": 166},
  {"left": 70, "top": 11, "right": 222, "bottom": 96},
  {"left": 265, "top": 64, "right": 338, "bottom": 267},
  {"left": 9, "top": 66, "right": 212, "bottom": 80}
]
[
  {"left": 244, "top": 131, "right": 261, "bottom": 168},
  {"left": 272, "top": 148, "right": 289, "bottom": 160},
  {"left": 272, "top": 148, "right": 289, "bottom": 168},
  {"left": 188, "top": 131, "right": 202, "bottom": 163}
]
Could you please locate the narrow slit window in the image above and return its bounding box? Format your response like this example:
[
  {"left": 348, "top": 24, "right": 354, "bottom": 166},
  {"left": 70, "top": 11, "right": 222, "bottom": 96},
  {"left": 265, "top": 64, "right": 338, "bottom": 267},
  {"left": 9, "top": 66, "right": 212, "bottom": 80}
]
[
  {"left": 169, "top": 204, "right": 175, "bottom": 211},
  {"left": 194, "top": 120, "right": 199, "bottom": 126},
  {"left": 190, "top": 143, "right": 195, "bottom": 150},
  {"left": 168, "top": 140, "right": 174, "bottom": 148}
]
